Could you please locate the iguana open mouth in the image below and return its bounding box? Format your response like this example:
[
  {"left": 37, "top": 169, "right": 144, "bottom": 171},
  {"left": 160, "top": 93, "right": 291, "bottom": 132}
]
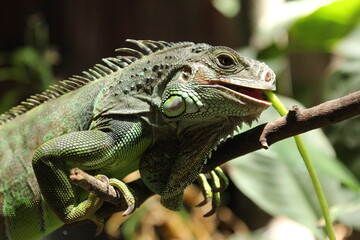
[{"left": 206, "top": 80, "right": 271, "bottom": 105}]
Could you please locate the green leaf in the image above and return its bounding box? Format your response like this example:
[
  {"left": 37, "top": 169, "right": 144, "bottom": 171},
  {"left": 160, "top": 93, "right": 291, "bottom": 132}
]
[
  {"left": 227, "top": 96, "right": 360, "bottom": 238},
  {"left": 330, "top": 197, "right": 360, "bottom": 229},
  {"left": 289, "top": 0, "right": 360, "bottom": 52},
  {"left": 228, "top": 144, "right": 327, "bottom": 239}
]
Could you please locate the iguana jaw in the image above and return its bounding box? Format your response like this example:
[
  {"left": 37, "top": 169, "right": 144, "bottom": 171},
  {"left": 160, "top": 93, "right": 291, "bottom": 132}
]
[
  {"left": 192, "top": 62, "right": 276, "bottom": 107},
  {"left": 203, "top": 80, "right": 273, "bottom": 106}
]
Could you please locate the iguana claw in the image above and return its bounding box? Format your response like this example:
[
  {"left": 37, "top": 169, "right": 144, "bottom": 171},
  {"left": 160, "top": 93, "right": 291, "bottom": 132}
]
[
  {"left": 196, "top": 173, "right": 212, "bottom": 207},
  {"left": 96, "top": 174, "right": 110, "bottom": 186},
  {"left": 109, "top": 178, "right": 136, "bottom": 216},
  {"left": 122, "top": 203, "right": 136, "bottom": 216},
  {"left": 196, "top": 167, "right": 229, "bottom": 217}
]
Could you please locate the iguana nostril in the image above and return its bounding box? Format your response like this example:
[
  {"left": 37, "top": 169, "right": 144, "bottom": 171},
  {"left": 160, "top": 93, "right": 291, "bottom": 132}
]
[{"left": 265, "top": 71, "right": 273, "bottom": 82}]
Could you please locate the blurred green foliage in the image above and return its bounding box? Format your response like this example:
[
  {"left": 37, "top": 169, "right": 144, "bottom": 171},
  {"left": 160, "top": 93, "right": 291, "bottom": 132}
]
[
  {"left": 227, "top": 0, "right": 360, "bottom": 239},
  {"left": 228, "top": 97, "right": 360, "bottom": 239},
  {"left": 289, "top": 0, "right": 360, "bottom": 52},
  {"left": 324, "top": 23, "right": 360, "bottom": 180},
  {"left": 0, "top": 14, "right": 56, "bottom": 114}
]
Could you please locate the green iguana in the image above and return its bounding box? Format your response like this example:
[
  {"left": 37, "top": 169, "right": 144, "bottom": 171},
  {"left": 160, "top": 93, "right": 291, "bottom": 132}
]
[{"left": 0, "top": 39, "right": 275, "bottom": 240}]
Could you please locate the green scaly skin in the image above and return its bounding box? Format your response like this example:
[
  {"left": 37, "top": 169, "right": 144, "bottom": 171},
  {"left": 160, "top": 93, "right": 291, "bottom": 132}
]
[{"left": 0, "top": 40, "right": 275, "bottom": 240}]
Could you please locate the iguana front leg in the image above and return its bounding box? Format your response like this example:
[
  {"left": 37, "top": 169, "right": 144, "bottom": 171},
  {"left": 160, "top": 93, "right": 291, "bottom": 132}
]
[{"left": 32, "top": 118, "right": 151, "bottom": 232}]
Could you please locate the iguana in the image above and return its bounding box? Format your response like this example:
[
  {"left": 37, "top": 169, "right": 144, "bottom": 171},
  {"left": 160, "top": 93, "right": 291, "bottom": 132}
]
[{"left": 0, "top": 39, "right": 275, "bottom": 240}]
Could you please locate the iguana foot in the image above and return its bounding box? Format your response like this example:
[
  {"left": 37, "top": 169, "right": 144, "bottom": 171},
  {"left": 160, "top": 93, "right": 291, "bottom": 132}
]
[
  {"left": 72, "top": 175, "right": 136, "bottom": 236},
  {"left": 90, "top": 174, "right": 108, "bottom": 236},
  {"left": 109, "top": 178, "right": 136, "bottom": 216},
  {"left": 196, "top": 167, "right": 229, "bottom": 217},
  {"left": 62, "top": 174, "right": 106, "bottom": 235},
  {"left": 83, "top": 175, "right": 107, "bottom": 235}
]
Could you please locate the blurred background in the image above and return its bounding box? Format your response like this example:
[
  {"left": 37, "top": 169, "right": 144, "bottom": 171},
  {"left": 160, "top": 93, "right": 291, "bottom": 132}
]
[{"left": 1, "top": 0, "right": 360, "bottom": 239}]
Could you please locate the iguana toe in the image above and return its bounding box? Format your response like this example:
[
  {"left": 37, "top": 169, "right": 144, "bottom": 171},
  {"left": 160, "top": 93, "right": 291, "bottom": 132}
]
[
  {"left": 211, "top": 167, "right": 229, "bottom": 192},
  {"left": 109, "top": 178, "right": 136, "bottom": 216},
  {"left": 203, "top": 191, "right": 220, "bottom": 217},
  {"left": 196, "top": 173, "right": 213, "bottom": 207},
  {"left": 196, "top": 167, "right": 229, "bottom": 216},
  {"left": 122, "top": 203, "right": 136, "bottom": 216}
]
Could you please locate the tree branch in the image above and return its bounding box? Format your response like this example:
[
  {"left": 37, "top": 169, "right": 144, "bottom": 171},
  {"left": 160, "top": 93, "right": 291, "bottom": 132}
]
[
  {"left": 70, "top": 168, "right": 154, "bottom": 216},
  {"left": 203, "top": 90, "right": 360, "bottom": 171},
  {"left": 70, "top": 90, "right": 360, "bottom": 214}
]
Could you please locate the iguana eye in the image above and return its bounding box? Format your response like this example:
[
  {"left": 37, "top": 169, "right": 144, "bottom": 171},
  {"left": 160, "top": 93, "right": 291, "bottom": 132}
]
[{"left": 217, "top": 54, "right": 235, "bottom": 68}]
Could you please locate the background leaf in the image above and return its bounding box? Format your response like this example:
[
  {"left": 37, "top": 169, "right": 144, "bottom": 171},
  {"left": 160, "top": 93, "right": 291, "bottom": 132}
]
[
  {"left": 227, "top": 96, "right": 360, "bottom": 238},
  {"left": 289, "top": 0, "right": 360, "bottom": 52}
]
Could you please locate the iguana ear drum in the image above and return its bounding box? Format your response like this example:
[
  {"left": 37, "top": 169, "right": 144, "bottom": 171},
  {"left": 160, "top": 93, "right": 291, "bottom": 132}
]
[{"left": 162, "top": 96, "right": 186, "bottom": 117}]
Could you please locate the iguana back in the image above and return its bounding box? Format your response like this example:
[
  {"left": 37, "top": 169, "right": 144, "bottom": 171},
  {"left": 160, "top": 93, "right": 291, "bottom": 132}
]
[{"left": 0, "top": 40, "right": 178, "bottom": 239}]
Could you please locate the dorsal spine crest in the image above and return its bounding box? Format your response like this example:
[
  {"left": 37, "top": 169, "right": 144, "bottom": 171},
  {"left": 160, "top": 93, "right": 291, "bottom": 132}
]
[{"left": 0, "top": 39, "right": 194, "bottom": 125}]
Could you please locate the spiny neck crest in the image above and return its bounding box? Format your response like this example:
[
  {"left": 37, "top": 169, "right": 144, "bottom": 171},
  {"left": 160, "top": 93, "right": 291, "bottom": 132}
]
[{"left": 0, "top": 39, "right": 194, "bottom": 125}]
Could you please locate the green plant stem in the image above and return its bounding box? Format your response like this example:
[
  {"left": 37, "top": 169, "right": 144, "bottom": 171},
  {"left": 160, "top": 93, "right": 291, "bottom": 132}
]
[{"left": 264, "top": 91, "right": 336, "bottom": 240}]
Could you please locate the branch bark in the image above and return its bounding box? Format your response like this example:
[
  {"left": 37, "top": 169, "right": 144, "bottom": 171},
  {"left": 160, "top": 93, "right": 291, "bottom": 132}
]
[
  {"left": 70, "top": 90, "right": 360, "bottom": 214},
  {"left": 204, "top": 90, "right": 360, "bottom": 171},
  {"left": 70, "top": 168, "right": 154, "bottom": 216}
]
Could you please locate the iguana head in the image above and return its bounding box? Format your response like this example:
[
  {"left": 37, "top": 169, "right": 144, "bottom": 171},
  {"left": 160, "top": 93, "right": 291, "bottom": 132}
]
[
  {"left": 160, "top": 45, "right": 276, "bottom": 122},
  {"left": 142, "top": 44, "right": 276, "bottom": 210}
]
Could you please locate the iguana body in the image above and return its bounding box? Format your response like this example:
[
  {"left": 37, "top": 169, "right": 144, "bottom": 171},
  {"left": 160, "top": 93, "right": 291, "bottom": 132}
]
[{"left": 0, "top": 40, "right": 275, "bottom": 240}]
